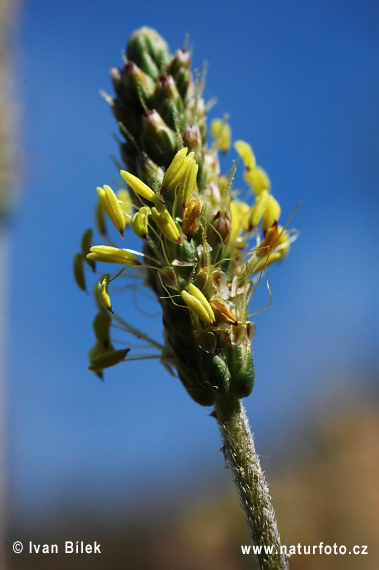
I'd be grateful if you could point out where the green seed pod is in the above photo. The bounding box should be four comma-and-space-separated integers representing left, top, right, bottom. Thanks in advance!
73, 253, 86, 291
89, 348, 130, 371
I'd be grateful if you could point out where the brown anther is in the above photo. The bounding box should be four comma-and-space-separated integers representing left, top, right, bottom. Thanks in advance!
209, 299, 238, 326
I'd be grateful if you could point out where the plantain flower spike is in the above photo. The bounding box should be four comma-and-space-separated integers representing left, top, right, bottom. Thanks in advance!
75, 26, 296, 403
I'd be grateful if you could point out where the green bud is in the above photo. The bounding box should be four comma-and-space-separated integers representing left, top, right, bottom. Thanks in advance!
167, 49, 191, 100
141, 110, 177, 167
127, 27, 171, 78
73, 253, 86, 291
136, 152, 164, 189
151, 75, 183, 129
121, 61, 155, 112
182, 124, 202, 154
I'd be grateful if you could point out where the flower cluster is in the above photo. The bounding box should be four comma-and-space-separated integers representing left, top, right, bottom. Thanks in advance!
74, 27, 295, 407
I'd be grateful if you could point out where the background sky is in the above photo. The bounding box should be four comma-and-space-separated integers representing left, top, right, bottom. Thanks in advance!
7, 0, 378, 534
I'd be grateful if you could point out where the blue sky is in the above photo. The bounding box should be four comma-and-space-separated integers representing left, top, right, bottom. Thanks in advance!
8, 0, 378, 525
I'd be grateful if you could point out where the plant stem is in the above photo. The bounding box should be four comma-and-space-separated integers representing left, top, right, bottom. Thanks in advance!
213, 398, 288, 570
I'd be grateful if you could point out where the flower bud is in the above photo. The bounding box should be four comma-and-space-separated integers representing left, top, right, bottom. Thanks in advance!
141, 110, 177, 166
182, 198, 203, 242
167, 49, 191, 99
87, 245, 142, 266
152, 75, 183, 129
228, 342, 255, 398
127, 27, 171, 79
131, 206, 150, 240
211, 210, 231, 244
97, 273, 113, 313
182, 124, 202, 154
120, 61, 155, 111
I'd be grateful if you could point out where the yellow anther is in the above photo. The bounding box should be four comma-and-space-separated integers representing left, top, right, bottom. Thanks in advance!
256, 222, 280, 258
177, 158, 198, 206
262, 194, 281, 231
87, 245, 142, 265
117, 188, 133, 219
230, 199, 250, 242
151, 205, 181, 243
244, 166, 271, 195
97, 273, 113, 313
211, 119, 231, 153
188, 283, 215, 322
250, 251, 282, 274
161, 149, 195, 194
182, 198, 203, 242
120, 170, 158, 203
96, 185, 126, 237
181, 287, 215, 325
73, 253, 86, 291
234, 140, 256, 170
88, 348, 130, 371
209, 298, 238, 325
92, 311, 112, 348
247, 190, 270, 229
131, 206, 150, 240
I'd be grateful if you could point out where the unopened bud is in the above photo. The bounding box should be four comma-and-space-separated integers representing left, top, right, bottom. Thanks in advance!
211, 210, 231, 243
182, 124, 202, 153
152, 75, 183, 129
121, 61, 155, 110
141, 110, 177, 167
167, 49, 191, 99
127, 27, 171, 78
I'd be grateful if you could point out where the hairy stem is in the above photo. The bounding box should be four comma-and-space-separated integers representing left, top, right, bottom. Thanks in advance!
213, 398, 288, 570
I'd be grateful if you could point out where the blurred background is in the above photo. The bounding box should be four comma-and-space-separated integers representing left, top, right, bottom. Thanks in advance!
1, 0, 378, 568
